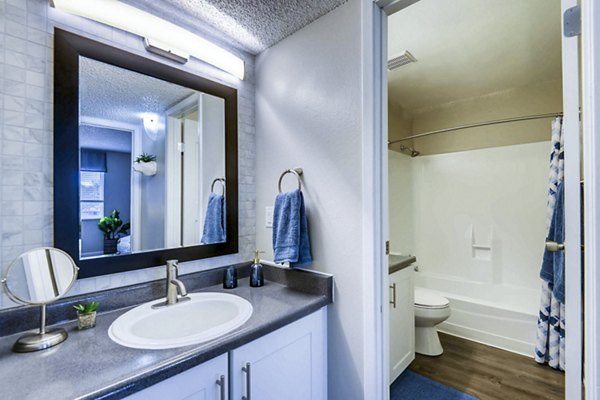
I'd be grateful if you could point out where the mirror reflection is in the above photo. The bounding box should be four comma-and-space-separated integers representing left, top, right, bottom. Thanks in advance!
3, 248, 78, 304
79, 56, 226, 259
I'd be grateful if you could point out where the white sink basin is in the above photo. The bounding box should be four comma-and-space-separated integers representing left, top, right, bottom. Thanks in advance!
108, 292, 253, 349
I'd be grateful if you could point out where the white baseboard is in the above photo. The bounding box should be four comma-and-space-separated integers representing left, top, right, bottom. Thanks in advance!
438, 321, 535, 357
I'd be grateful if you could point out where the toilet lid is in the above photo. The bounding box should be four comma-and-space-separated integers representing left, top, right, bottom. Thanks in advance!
414, 288, 449, 308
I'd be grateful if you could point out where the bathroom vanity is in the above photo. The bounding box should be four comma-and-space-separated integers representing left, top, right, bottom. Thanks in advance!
127, 310, 325, 400
0, 263, 332, 400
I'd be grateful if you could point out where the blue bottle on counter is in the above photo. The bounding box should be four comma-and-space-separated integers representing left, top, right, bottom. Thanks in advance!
250, 251, 264, 287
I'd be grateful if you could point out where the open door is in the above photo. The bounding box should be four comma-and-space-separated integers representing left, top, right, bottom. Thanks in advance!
561, 0, 583, 398
376, 1, 585, 398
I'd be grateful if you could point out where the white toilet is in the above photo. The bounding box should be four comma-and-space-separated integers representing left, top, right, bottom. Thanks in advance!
414, 288, 451, 356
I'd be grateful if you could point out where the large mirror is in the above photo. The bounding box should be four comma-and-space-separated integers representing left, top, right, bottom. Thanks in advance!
54, 29, 238, 278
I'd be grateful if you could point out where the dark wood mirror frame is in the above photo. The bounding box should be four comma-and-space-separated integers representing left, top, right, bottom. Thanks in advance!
53, 29, 238, 279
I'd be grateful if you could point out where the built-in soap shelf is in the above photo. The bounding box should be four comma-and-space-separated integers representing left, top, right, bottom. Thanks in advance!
469, 225, 493, 261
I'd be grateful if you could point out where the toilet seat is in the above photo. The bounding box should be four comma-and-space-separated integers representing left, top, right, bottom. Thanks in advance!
414, 288, 449, 309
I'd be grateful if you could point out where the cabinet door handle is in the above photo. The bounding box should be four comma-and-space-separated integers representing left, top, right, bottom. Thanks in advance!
242, 362, 251, 400
216, 374, 225, 400
389, 283, 397, 308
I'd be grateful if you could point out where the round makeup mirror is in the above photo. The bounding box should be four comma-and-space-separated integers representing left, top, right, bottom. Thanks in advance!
1, 247, 78, 352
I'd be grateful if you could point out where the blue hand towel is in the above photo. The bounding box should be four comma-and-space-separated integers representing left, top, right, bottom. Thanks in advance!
272, 189, 312, 267
201, 193, 226, 244
540, 182, 565, 303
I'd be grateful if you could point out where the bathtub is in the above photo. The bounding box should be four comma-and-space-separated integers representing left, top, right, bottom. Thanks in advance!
415, 272, 540, 357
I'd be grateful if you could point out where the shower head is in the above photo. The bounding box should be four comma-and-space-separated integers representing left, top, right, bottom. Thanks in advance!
398, 144, 420, 158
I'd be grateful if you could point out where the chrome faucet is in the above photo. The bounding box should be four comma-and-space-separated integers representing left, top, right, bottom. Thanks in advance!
152, 260, 190, 309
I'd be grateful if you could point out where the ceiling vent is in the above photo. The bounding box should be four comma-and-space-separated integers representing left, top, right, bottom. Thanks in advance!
387, 50, 417, 70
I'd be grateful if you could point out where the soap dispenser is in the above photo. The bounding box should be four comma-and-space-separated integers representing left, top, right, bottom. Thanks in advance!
250, 251, 265, 287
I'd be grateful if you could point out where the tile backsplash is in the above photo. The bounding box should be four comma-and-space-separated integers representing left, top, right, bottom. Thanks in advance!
0, 0, 256, 308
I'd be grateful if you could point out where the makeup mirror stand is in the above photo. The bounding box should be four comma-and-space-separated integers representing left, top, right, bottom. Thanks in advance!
11, 303, 68, 353
1, 247, 79, 353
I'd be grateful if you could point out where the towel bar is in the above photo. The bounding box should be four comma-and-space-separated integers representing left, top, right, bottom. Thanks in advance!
278, 168, 303, 193
211, 178, 226, 195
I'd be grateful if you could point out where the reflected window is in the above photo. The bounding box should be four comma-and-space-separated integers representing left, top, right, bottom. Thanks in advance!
80, 171, 104, 219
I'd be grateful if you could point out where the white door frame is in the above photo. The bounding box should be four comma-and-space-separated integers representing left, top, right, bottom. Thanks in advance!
582, 1, 600, 399
361, 1, 385, 398
369, 1, 598, 399
364, 1, 419, 399
561, 0, 582, 398
164, 94, 201, 247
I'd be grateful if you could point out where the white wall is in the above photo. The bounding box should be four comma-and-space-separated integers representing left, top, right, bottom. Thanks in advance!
390, 142, 549, 292
0, 0, 256, 308
388, 150, 413, 255
254, 1, 368, 398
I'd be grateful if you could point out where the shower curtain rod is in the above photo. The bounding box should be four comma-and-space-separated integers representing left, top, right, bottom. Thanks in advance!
388, 111, 564, 145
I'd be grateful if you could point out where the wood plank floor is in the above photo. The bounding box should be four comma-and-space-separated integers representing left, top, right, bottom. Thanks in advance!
408, 333, 565, 400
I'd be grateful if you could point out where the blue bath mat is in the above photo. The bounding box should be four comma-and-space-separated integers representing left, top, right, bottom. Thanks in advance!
390, 370, 479, 400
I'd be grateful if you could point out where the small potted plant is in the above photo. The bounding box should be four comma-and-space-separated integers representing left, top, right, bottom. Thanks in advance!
133, 152, 157, 176
74, 301, 99, 330
98, 209, 130, 254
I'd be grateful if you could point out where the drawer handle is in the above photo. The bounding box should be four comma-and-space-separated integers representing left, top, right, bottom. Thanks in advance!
216, 374, 225, 400
242, 362, 251, 400
390, 283, 397, 308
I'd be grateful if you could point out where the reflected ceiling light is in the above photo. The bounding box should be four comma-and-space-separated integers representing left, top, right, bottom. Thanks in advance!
50, 0, 245, 80
142, 114, 159, 140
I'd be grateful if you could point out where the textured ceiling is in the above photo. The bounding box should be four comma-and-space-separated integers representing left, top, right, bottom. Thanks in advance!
123, 0, 348, 54
80, 56, 197, 125
388, 0, 562, 113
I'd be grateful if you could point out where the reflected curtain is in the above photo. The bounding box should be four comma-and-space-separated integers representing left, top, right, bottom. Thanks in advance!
80, 149, 107, 172
534, 117, 565, 371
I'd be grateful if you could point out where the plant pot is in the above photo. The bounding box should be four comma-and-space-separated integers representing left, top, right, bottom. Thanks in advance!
133, 161, 157, 176
104, 238, 118, 254
77, 311, 96, 330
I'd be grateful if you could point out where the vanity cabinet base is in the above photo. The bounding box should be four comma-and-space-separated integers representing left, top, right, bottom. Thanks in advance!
124, 307, 327, 400
125, 353, 228, 400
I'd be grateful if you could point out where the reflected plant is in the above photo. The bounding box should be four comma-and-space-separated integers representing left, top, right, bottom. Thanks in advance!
135, 153, 157, 163
98, 209, 130, 240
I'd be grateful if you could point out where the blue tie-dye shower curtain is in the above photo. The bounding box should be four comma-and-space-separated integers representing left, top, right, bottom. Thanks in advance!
534, 117, 565, 371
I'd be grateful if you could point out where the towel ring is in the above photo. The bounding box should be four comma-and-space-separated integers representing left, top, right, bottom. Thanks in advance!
278, 168, 303, 193
211, 178, 226, 195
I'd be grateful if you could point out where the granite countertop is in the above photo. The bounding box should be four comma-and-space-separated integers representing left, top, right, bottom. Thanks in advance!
0, 264, 333, 400
389, 254, 417, 274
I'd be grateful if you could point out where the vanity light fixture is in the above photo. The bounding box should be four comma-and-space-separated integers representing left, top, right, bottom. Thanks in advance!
50, 0, 245, 79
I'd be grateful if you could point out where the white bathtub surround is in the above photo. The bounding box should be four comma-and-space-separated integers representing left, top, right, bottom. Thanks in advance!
389, 141, 550, 355
410, 142, 549, 289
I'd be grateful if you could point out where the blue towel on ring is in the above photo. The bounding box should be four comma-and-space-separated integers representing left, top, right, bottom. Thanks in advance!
272, 189, 312, 267
201, 193, 226, 244
540, 182, 565, 303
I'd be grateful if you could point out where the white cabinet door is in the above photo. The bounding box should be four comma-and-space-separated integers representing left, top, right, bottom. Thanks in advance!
125, 354, 228, 400
230, 308, 327, 400
389, 267, 414, 383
